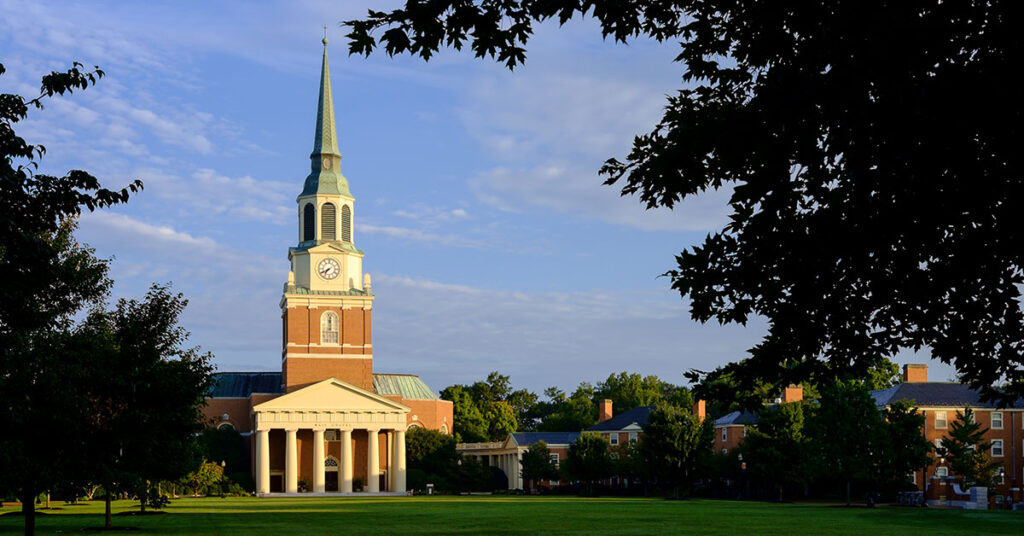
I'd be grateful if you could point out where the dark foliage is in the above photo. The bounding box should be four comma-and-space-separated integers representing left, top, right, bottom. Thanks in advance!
346, 1, 1024, 407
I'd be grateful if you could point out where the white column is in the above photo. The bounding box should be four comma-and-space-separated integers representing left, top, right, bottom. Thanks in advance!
394, 429, 407, 493
386, 430, 394, 492
367, 429, 380, 493
313, 429, 325, 493
256, 429, 270, 495
340, 429, 353, 493
285, 428, 298, 494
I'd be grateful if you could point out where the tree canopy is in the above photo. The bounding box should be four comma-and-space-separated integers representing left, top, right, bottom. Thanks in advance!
346, 1, 1024, 406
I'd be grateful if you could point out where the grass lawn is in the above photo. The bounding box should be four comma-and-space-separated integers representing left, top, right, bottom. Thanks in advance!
1, 496, 1022, 535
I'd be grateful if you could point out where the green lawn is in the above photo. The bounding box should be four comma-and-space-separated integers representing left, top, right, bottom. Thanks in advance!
1, 496, 1021, 535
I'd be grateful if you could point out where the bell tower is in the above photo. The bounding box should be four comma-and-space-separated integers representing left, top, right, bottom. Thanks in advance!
281, 38, 374, 393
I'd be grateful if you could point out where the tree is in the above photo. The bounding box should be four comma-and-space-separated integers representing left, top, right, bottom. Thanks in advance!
0, 61, 141, 536
77, 285, 214, 525
595, 372, 691, 413
536, 383, 597, 432
484, 401, 517, 441
180, 460, 225, 496
519, 441, 559, 492
806, 380, 886, 505
639, 403, 713, 497
879, 400, 932, 488
440, 384, 489, 442
441, 372, 540, 440
561, 433, 612, 495
346, 2, 1024, 406
940, 407, 1001, 488
741, 401, 808, 502
405, 427, 462, 490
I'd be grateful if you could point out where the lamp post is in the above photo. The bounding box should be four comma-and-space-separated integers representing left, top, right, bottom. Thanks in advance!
220, 460, 227, 498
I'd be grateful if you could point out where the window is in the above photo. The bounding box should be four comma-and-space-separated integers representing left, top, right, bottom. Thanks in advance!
549, 454, 560, 466
935, 467, 948, 478
933, 438, 944, 454
325, 430, 339, 441
908, 472, 916, 485
935, 411, 948, 429
742, 427, 746, 437
320, 311, 339, 344
992, 412, 1003, 429
628, 432, 638, 443
342, 205, 352, 242
321, 203, 337, 240
992, 439, 1004, 457
325, 457, 339, 469
722, 428, 728, 442
217, 423, 234, 431
303, 203, 316, 241
609, 434, 619, 446
994, 471, 1005, 485
722, 448, 728, 455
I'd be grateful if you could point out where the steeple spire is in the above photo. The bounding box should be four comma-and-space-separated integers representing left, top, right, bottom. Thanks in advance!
300, 36, 352, 198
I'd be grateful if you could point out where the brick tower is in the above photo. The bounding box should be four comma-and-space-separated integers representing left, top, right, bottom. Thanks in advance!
280, 39, 374, 393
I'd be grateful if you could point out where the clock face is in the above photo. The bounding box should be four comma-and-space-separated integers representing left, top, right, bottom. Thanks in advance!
317, 258, 340, 280
322, 156, 332, 170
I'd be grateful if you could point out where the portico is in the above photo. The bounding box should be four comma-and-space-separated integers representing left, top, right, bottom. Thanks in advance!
252, 377, 409, 496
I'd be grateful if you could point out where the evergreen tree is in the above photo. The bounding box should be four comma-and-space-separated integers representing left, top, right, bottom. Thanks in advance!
940, 407, 1001, 487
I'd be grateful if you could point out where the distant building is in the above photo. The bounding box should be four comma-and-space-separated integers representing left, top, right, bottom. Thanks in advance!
457, 400, 702, 491
202, 40, 452, 496
712, 365, 1024, 506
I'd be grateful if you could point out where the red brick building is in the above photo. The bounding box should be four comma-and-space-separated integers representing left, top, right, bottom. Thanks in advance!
202, 40, 452, 496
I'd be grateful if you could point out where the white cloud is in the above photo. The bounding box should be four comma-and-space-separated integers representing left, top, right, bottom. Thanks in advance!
472, 163, 732, 232
359, 223, 488, 249
370, 273, 765, 392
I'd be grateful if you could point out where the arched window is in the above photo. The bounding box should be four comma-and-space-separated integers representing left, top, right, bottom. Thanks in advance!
217, 423, 235, 431
341, 205, 352, 242
321, 203, 337, 240
325, 457, 339, 469
321, 311, 339, 344
303, 204, 315, 242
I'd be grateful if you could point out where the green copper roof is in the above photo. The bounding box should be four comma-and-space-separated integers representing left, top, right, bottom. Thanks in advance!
373, 374, 441, 400
300, 40, 352, 198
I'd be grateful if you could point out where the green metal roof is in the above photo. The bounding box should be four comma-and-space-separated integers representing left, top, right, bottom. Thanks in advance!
372, 374, 440, 400
283, 284, 372, 297
300, 40, 352, 198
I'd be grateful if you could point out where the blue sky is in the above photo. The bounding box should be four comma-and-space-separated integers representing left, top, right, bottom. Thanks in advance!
0, 0, 950, 394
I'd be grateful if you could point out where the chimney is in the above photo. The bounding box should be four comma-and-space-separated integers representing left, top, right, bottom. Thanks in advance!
903, 364, 927, 383
598, 399, 613, 423
692, 399, 706, 422
782, 384, 803, 403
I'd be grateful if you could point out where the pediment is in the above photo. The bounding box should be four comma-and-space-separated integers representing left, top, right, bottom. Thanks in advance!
622, 423, 643, 431
253, 377, 409, 413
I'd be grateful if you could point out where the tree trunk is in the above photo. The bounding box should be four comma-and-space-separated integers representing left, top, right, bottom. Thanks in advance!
140, 483, 147, 514
778, 483, 784, 503
845, 479, 851, 506
105, 494, 112, 529
20, 488, 35, 536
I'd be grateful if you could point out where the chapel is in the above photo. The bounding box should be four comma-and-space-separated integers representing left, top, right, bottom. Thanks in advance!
203, 39, 453, 496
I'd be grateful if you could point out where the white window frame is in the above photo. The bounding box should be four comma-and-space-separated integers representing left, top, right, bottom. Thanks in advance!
991, 439, 1004, 457
549, 453, 559, 466
935, 411, 948, 429
935, 466, 949, 478
909, 472, 916, 485
991, 411, 1003, 429
722, 428, 728, 442
320, 311, 339, 344
609, 433, 619, 446
994, 471, 1005, 485
628, 432, 638, 443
